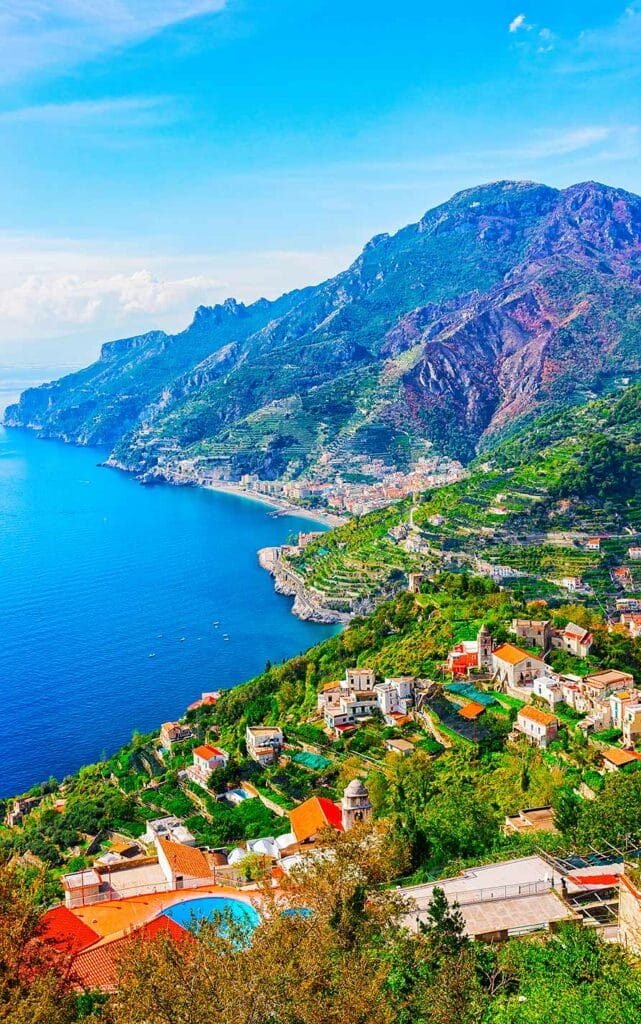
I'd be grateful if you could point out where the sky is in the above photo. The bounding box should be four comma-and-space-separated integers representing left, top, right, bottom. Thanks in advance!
0, 0, 640, 370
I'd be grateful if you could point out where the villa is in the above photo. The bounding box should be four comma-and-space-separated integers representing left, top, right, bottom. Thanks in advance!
159, 721, 192, 749
186, 744, 229, 789
515, 706, 559, 749
246, 725, 283, 766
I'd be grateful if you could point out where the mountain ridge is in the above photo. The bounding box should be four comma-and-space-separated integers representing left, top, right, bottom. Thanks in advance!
6, 179, 641, 475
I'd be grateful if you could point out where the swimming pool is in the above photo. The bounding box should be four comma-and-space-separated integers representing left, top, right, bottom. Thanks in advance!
162, 896, 260, 935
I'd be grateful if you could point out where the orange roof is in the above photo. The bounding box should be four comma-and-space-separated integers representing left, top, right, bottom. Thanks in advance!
289, 796, 344, 844
602, 747, 641, 767
193, 744, 224, 760
72, 915, 189, 991
157, 838, 213, 879
518, 705, 558, 726
493, 643, 540, 666
458, 701, 485, 720
39, 906, 100, 956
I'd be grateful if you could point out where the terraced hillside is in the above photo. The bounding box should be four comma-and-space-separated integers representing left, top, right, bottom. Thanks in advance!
282, 385, 641, 615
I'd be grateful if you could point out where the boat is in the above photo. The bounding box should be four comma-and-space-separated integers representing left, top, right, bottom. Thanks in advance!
179, 636, 186, 642
223, 634, 230, 641
148, 653, 156, 659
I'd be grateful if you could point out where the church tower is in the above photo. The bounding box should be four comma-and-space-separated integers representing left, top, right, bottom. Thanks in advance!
477, 624, 493, 671
341, 779, 372, 831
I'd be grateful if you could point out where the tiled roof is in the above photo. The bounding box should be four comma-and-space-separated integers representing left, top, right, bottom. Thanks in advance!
518, 705, 558, 726
39, 906, 100, 955
193, 744, 225, 760
493, 643, 539, 666
289, 796, 344, 843
602, 747, 641, 767
157, 838, 213, 879
72, 915, 188, 991
458, 700, 485, 720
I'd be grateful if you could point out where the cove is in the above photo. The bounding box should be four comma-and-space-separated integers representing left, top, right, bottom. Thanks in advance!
0, 426, 339, 797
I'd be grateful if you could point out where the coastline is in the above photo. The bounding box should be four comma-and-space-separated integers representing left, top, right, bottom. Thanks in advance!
198, 480, 346, 529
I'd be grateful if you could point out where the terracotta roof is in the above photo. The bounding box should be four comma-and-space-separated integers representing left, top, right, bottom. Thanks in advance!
586, 670, 633, 689
193, 744, 225, 760
518, 705, 558, 727
157, 838, 213, 879
458, 700, 485, 720
289, 796, 344, 843
39, 906, 100, 955
602, 747, 641, 767
72, 915, 188, 991
493, 643, 540, 666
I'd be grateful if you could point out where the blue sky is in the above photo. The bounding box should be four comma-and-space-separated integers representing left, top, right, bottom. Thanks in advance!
0, 0, 640, 367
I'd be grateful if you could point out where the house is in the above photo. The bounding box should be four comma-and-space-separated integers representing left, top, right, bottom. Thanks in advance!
385, 738, 415, 757
408, 572, 425, 593
512, 618, 552, 651
583, 669, 634, 700
245, 726, 283, 766
288, 781, 372, 843
504, 806, 557, 835
601, 748, 641, 772
141, 816, 196, 847
532, 674, 563, 708
515, 706, 559, 749
620, 613, 641, 639
374, 677, 414, 719
492, 643, 548, 688
585, 537, 604, 552
447, 640, 478, 676
288, 796, 345, 845
186, 744, 229, 789
342, 667, 376, 692
155, 837, 214, 888
562, 576, 584, 592
552, 622, 593, 659
5, 795, 40, 827
629, 546, 641, 561
61, 869, 102, 909
159, 721, 191, 749
316, 682, 341, 710
623, 702, 641, 746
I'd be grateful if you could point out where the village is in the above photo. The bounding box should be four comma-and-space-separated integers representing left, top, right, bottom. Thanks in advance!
13, 571, 641, 990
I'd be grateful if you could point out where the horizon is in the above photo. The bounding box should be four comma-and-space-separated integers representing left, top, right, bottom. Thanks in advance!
2, 1, 641, 367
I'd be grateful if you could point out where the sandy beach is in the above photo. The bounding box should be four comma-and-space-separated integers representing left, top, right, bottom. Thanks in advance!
201, 480, 346, 529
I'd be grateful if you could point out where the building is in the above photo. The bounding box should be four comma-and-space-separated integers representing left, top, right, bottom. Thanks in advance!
602, 747, 641, 772
504, 806, 557, 835
515, 706, 559, 748
477, 624, 494, 671
288, 796, 345, 845
512, 618, 552, 651
583, 669, 634, 701
562, 576, 584, 592
492, 643, 548, 688
62, 869, 102, 909
408, 572, 425, 593
141, 816, 196, 847
629, 546, 641, 560
553, 622, 593, 659
245, 726, 283, 766
342, 667, 376, 692
5, 795, 40, 827
620, 613, 641, 638
447, 640, 478, 676
374, 677, 414, 719
155, 838, 214, 888
623, 702, 641, 747
341, 779, 372, 830
532, 675, 563, 708
385, 738, 415, 757
186, 744, 229, 789
159, 721, 191, 749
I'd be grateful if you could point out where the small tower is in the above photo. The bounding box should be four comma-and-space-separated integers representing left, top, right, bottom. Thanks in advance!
341, 779, 372, 831
477, 624, 493, 671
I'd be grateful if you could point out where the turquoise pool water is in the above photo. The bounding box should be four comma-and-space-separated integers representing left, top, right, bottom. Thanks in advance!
162, 896, 260, 934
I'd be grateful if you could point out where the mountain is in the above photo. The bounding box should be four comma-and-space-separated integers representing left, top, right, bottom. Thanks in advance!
6, 180, 641, 476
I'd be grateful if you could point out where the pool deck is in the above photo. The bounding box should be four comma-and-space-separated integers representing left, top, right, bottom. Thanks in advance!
73, 884, 261, 946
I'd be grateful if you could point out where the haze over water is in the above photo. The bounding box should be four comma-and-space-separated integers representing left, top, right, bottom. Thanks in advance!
0, 425, 338, 796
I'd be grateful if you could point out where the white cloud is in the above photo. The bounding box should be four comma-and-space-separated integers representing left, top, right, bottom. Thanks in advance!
509, 14, 528, 33
0, 95, 174, 128
0, 1, 228, 81
0, 234, 356, 362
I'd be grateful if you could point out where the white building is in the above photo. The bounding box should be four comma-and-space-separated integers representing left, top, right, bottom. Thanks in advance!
532, 675, 563, 708
141, 816, 196, 847
342, 667, 376, 692
492, 643, 548, 689
245, 726, 283, 766
186, 744, 229, 789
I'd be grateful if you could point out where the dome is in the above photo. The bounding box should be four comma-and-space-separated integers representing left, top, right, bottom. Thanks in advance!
344, 778, 368, 798
228, 846, 249, 865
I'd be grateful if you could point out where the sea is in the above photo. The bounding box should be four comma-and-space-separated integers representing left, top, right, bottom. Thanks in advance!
0, 403, 339, 797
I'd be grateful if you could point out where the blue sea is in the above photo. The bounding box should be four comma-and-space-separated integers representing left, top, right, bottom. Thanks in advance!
0, 424, 338, 796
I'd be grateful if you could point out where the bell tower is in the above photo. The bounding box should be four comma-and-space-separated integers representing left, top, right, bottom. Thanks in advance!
341, 779, 372, 831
